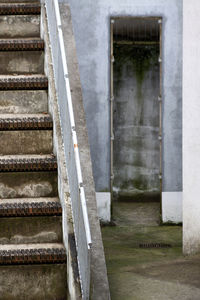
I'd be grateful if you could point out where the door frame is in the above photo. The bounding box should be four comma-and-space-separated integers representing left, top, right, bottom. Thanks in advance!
110, 16, 163, 205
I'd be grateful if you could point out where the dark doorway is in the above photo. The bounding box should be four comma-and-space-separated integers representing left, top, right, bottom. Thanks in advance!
110, 17, 162, 202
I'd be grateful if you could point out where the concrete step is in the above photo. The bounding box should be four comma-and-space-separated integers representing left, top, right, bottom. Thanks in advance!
0, 39, 44, 74
0, 130, 52, 154
0, 75, 48, 90
0, 3, 40, 39
0, 0, 39, 2
0, 154, 57, 172
0, 215, 62, 244
0, 38, 44, 51
0, 15, 40, 38
0, 171, 58, 199
0, 3, 40, 15
0, 90, 48, 114
0, 114, 53, 155
0, 114, 52, 130
0, 51, 44, 74
0, 264, 68, 299
0, 155, 58, 199
0, 197, 61, 217
0, 243, 66, 264
0, 197, 62, 244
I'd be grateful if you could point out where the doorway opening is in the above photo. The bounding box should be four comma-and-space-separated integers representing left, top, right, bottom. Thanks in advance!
110, 17, 162, 203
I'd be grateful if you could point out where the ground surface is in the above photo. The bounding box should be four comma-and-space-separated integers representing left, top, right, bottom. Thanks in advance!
102, 202, 200, 300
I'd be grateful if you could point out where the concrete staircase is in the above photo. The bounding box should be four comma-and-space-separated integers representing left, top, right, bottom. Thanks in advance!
0, 2, 68, 299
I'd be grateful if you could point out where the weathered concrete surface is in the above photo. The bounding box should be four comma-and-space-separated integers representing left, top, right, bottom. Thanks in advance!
102, 202, 200, 300
0, 51, 44, 74
112, 201, 160, 226
0, 130, 52, 154
0, 264, 68, 300
0, 171, 58, 198
0, 90, 48, 114
60, 4, 110, 299
0, 215, 62, 244
183, 0, 200, 255
113, 44, 160, 200
0, 15, 40, 38
67, 0, 182, 197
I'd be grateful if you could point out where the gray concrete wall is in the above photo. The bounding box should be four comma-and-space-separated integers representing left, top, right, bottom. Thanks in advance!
66, 0, 182, 196
113, 43, 160, 200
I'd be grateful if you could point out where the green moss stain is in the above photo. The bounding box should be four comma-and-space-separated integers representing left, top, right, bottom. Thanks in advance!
99, 188, 110, 193
102, 202, 183, 300
113, 44, 160, 198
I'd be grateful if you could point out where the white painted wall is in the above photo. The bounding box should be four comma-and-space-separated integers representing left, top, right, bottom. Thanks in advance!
162, 192, 182, 223
96, 192, 111, 223
183, 0, 200, 255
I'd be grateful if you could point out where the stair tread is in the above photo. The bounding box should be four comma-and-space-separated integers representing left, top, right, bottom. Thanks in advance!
0, 75, 48, 90
0, 74, 46, 78
0, 243, 66, 265
0, 114, 52, 130
0, 3, 40, 15
0, 243, 65, 250
0, 197, 61, 217
0, 197, 60, 204
0, 154, 55, 159
0, 38, 42, 40
0, 113, 51, 118
0, 38, 44, 51
0, 155, 57, 172
0, 197, 59, 204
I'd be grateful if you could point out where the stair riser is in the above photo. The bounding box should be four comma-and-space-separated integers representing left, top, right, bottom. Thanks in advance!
0, 172, 58, 199
0, 90, 48, 114
0, 15, 40, 38
0, 130, 52, 155
0, 264, 67, 300
0, 216, 62, 244
0, 51, 44, 74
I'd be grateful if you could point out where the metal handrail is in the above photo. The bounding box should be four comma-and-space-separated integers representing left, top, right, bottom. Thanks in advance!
45, 1, 92, 298
53, 0, 92, 248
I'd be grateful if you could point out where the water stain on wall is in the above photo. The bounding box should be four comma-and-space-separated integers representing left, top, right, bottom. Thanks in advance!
113, 44, 160, 201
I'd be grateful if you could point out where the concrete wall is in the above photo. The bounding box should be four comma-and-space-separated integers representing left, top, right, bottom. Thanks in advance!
113, 43, 160, 200
59, 4, 111, 298
66, 0, 182, 222
183, 0, 200, 254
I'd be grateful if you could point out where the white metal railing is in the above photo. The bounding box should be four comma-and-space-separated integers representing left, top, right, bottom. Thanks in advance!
45, 1, 92, 299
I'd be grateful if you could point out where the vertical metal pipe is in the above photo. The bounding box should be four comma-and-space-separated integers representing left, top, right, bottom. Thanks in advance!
110, 19, 114, 200
159, 18, 163, 210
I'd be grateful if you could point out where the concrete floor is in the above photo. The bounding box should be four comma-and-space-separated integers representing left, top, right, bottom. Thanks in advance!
102, 202, 200, 300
